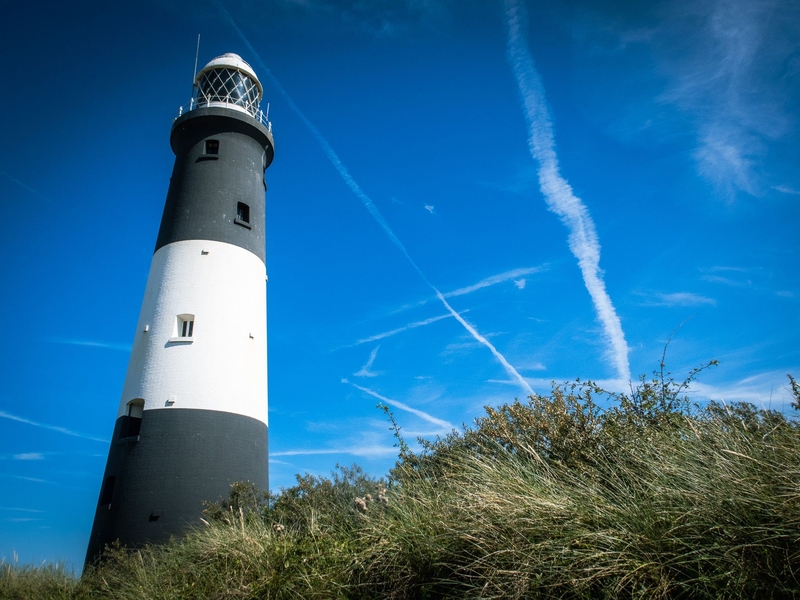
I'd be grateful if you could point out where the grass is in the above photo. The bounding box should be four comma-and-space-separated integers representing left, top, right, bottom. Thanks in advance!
3, 369, 799, 599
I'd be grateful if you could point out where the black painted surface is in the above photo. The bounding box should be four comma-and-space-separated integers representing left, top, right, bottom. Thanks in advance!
155, 107, 274, 264
86, 409, 268, 565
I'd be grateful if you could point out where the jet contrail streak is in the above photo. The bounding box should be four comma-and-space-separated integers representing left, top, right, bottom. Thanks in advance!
349, 382, 453, 432
0, 410, 108, 443
504, 0, 631, 382
220, 5, 534, 395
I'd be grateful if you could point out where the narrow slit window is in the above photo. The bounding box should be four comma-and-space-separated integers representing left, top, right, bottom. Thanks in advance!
205, 140, 219, 155
99, 476, 116, 506
236, 202, 250, 224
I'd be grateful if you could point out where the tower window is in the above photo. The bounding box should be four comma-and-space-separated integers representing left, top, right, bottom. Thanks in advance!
174, 314, 195, 340
236, 202, 250, 224
120, 398, 144, 438
126, 398, 145, 419
99, 476, 116, 507
181, 318, 194, 337
205, 140, 219, 155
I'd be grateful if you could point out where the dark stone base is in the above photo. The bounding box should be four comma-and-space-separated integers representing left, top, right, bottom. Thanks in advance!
85, 408, 268, 565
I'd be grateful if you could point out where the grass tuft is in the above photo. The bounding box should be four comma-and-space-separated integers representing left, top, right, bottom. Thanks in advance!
4, 368, 799, 598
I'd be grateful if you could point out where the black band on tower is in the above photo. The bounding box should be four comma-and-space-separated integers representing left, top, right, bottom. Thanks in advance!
155, 107, 275, 264
85, 408, 268, 564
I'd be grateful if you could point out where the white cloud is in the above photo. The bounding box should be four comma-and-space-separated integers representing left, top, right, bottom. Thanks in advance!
0, 410, 108, 444
424, 204, 435, 213
505, 0, 631, 382
657, 0, 799, 199
0, 171, 52, 203
271, 445, 398, 458
774, 185, 800, 195
514, 278, 526, 289
701, 274, 752, 287
46, 338, 132, 352
690, 371, 799, 413
274, 0, 452, 37
354, 346, 381, 377
349, 382, 454, 433
518, 360, 546, 371
13, 453, 45, 461
386, 265, 546, 316
640, 292, 717, 307
225, 6, 534, 396
445, 266, 545, 297
353, 313, 454, 345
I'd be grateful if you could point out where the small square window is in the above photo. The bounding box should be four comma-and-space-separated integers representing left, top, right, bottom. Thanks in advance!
236, 202, 250, 224
205, 140, 219, 155
173, 314, 195, 340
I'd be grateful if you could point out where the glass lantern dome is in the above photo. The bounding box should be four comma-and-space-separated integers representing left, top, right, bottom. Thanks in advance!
193, 53, 263, 118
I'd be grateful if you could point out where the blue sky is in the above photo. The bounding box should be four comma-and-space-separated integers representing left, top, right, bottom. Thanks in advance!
1, 0, 798, 572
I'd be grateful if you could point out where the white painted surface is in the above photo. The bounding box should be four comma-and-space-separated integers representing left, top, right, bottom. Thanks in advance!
118, 239, 268, 424
196, 53, 262, 96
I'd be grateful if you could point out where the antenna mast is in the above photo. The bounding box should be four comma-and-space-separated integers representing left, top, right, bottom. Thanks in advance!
192, 34, 201, 88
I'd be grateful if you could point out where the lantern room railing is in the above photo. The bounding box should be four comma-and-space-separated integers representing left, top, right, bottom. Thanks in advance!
176, 98, 272, 132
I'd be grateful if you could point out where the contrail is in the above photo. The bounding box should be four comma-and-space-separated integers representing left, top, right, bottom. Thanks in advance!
444, 265, 546, 298
0, 410, 108, 443
353, 313, 454, 346
220, 5, 534, 395
46, 337, 132, 352
349, 382, 454, 433
0, 171, 52, 204
504, 0, 631, 382
272, 445, 398, 458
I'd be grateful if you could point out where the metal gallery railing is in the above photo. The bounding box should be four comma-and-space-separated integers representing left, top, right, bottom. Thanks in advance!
176, 98, 272, 133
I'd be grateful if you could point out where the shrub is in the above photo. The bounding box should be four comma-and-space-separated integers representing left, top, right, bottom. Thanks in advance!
7, 369, 800, 599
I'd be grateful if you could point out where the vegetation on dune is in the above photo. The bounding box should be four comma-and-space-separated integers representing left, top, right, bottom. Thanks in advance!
3, 367, 800, 599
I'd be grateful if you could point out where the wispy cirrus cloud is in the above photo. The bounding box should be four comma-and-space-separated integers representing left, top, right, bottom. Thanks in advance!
598, 0, 800, 200
13, 453, 45, 461
354, 346, 381, 377
688, 371, 799, 414
444, 266, 545, 298
353, 313, 454, 346
774, 185, 800, 195
0, 410, 108, 443
701, 274, 752, 287
0, 171, 52, 203
0, 472, 95, 492
505, 0, 631, 382
271, 445, 398, 458
386, 264, 546, 316
221, 6, 534, 395
570, 0, 798, 199
46, 338, 132, 352
275, 0, 451, 37
639, 291, 717, 307
664, 0, 799, 200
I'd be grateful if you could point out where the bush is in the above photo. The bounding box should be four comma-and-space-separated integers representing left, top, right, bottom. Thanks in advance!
7, 369, 800, 599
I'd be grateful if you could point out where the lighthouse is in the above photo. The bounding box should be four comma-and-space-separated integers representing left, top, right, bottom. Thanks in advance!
86, 53, 274, 564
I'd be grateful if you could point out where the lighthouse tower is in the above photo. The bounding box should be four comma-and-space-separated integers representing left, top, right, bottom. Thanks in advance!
86, 53, 274, 564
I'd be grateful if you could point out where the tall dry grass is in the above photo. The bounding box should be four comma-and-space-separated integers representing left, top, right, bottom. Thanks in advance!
3, 371, 799, 599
